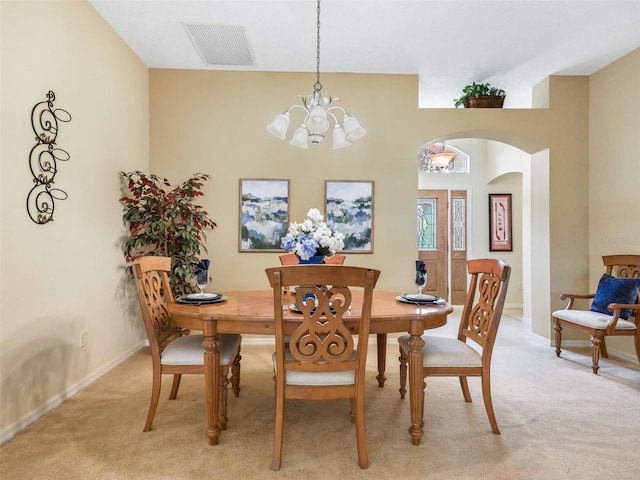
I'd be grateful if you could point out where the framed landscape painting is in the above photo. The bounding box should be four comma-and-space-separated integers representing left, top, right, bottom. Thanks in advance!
489, 193, 512, 251
325, 180, 374, 253
239, 179, 289, 252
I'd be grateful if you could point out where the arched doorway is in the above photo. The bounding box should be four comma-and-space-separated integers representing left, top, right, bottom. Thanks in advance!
416, 137, 546, 323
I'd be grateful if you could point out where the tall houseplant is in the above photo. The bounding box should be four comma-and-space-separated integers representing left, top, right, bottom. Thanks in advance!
119, 171, 217, 295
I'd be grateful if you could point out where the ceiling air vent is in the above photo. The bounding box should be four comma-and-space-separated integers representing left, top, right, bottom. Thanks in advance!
183, 23, 254, 66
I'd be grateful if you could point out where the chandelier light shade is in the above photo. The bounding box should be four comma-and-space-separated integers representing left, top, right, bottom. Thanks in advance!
418, 142, 457, 173
266, 112, 290, 139
430, 152, 457, 168
266, 0, 365, 149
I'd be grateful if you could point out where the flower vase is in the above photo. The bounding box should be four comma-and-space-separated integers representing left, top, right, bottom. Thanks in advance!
297, 255, 325, 264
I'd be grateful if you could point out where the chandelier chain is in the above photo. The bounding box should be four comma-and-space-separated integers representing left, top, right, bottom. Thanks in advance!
314, 0, 322, 93
266, 0, 365, 148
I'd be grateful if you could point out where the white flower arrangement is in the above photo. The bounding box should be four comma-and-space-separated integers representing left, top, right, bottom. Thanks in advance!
280, 208, 345, 260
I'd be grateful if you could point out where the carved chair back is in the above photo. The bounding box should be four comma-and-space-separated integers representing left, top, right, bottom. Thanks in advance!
132, 256, 182, 357
458, 258, 511, 356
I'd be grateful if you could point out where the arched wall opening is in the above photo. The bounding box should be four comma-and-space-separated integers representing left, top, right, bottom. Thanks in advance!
417, 133, 550, 334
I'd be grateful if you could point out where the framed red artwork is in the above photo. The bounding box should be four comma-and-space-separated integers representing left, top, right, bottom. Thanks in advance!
489, 194, 512, 252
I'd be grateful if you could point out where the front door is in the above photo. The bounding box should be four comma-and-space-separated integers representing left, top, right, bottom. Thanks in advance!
417, 189, 468, 303
449, 190, 468, 304
417, 190, 448, 298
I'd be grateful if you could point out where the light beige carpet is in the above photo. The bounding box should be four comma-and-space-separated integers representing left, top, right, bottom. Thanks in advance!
1, 309, 639, 480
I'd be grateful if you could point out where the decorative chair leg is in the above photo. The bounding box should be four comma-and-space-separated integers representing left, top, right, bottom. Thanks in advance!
169, 374, 181, 400
481, 373, 499, 434
354, 395, 369, 469
553, 320, 562, 357
350, 397, 356, 423
590, 336, 602, 375
231, 350, 241, 397
459, 376, 472, 402
420, 379, 426, 428
144, 370, 162, 432
600, 337, 609, 359
398, 347, 407, 399
218, 369, 230, 430
271, 388, 285, 471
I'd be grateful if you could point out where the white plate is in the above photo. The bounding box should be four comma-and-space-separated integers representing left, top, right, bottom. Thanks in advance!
176, 294, 227, 305
402, 293, 439, 302
396, 295, 444, 305
183, 293, 220, 301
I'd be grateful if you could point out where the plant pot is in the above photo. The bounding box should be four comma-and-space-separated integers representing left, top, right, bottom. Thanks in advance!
297, 255, 325, 264
464, 96, 505, 108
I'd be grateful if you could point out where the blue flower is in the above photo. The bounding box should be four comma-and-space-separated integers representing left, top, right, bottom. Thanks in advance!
280, 208, 345, 260
280, 236, 295, 252
301, 238, 319, 258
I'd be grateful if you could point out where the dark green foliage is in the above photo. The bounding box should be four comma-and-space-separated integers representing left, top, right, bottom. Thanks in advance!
119, 171, 217, 296
453, 82, 506, 107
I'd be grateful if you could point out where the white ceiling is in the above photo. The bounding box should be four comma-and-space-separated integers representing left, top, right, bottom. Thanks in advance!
88, 0, 640, 107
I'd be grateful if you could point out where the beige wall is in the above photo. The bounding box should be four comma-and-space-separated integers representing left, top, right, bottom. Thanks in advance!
588, 48, 640, 359
149, 70, 428, 292
0, 1, 148, 438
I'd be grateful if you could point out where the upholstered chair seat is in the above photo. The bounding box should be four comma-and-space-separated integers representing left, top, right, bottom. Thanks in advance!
552, 310, 636, 331
163, 333, 242, 365
398, 335, 483, 368
272, 350, 357, 385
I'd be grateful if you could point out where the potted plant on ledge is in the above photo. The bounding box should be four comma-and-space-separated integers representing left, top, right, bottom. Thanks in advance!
454, 82, 506, 108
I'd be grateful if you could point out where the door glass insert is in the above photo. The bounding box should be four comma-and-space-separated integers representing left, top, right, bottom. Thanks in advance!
452, 197, 466, 251
417, 197, 437, 251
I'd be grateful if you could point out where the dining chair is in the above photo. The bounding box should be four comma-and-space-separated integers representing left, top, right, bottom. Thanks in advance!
398, 258, 511, 434
323, 254, 346, 264
552, 254, 640, 374
278, 253, 300, 265
278, 253, 346, 265
132, 256, 242, 432
265, 265, 381, 470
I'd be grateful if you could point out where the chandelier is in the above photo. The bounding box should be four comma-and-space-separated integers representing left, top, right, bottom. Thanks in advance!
418, 142, 457, 173
266, 0, 365, 149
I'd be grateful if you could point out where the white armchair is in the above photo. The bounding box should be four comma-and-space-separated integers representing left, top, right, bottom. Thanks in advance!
552, 254, 640, 374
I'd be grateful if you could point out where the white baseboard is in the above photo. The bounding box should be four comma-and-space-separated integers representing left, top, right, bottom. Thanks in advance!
529, 331, 552, 345
608, 350, 640, 364
548, 339, 639, 364
0, 342, 145, 445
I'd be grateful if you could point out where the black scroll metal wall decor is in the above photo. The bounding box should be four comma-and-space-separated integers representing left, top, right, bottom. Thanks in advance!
27, 90, 72, 224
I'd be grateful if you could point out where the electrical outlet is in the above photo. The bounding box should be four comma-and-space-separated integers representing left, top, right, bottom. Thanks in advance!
80, 330, 87, 348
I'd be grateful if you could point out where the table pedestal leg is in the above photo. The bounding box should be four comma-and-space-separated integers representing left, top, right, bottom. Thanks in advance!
202, 330, 221, 445
407, 333, 425, 445
376, 333, 387, 387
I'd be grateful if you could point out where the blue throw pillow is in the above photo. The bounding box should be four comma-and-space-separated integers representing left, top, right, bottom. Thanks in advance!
590, 274, 640, 319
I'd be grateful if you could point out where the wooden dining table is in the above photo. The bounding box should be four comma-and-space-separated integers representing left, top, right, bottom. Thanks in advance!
167, 289, 452, 446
